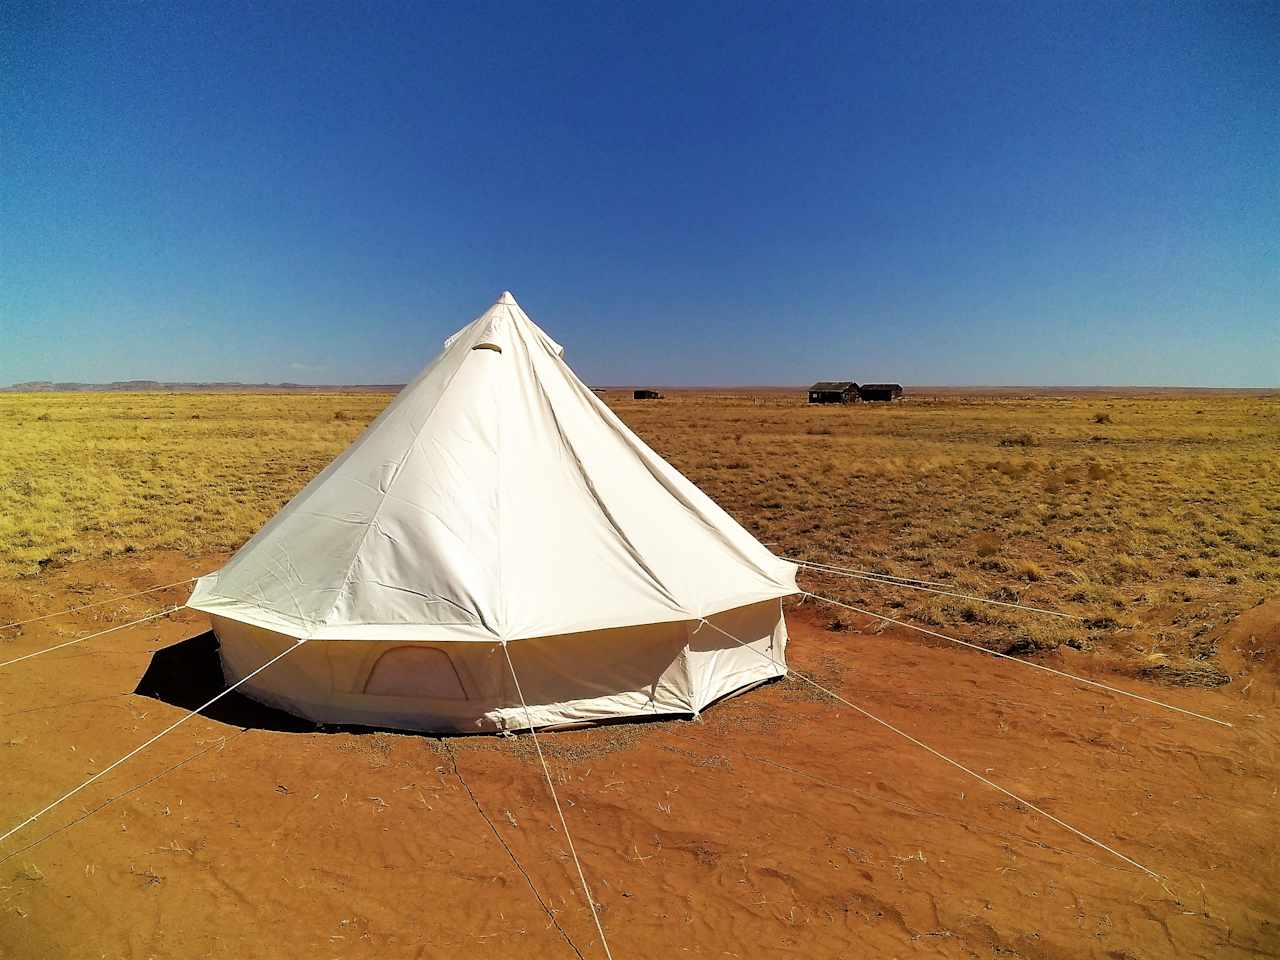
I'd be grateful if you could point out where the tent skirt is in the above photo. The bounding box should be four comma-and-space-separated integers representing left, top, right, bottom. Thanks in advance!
211, 599, 788, 733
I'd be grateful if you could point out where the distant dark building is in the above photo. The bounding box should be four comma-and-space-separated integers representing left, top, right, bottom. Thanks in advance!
633, 389, 664, 400
859, 383, 903, 402
808, 381, 859, 404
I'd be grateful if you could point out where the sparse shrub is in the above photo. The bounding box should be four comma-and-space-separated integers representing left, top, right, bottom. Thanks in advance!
906, 599, 947, 626
1014, 560, 1045, 581
1091, 412, 1112, 424
1057, 538, 1089, 561
994, 459, 1035, 479
973, 532, 1001, 557
1136, 658, 1230, 687
333, 410, 349, 420
1109, 554, 1152, 583
990, 585, 1020, 604
998, 433, 1037, 447
1061, 465, 1087, 484
1001, 633, 1043, 655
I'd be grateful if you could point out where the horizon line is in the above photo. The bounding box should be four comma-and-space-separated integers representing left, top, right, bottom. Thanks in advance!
2, 380, 1274, 394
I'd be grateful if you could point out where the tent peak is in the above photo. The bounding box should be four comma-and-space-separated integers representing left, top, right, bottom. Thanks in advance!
496, 290, 517, 306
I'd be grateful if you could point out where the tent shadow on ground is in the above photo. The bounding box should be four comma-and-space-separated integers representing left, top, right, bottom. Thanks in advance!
134, 631, 320, 734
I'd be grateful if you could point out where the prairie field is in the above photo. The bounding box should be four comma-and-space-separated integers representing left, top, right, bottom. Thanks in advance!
1, 388, 1275, 675
2, 387, 1279, 959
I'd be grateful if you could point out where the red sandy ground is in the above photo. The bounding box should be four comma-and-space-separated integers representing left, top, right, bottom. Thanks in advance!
0, 553, 1276, 959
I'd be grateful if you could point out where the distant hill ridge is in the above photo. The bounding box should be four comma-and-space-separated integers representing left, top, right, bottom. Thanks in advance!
2, 380, 407, 393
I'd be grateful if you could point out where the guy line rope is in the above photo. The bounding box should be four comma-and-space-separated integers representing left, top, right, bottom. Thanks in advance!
789, 557, 1082, 621
502, 641, 615, 960
800, 590, 1232, 728
779, 557, 952, 589
0, 639, 307, 847
694, 616, 1165, 882
0, 574, 209, 631
2, 627, 605, 960
442, 740, 588, 960
0, 606, 184, 669
1, 571, 610, 955
0, 728, 251, 868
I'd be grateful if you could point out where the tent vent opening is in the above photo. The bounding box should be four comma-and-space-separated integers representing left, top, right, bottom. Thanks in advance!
473, 342, 502, 353
364, 646, 468, 699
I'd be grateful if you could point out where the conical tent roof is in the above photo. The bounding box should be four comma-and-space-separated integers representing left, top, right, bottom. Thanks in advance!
188, 292, 797, 642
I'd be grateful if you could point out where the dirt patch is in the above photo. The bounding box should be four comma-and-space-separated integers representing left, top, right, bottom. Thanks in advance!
0, 557, 1277, 958
1218, 599, 1280, 677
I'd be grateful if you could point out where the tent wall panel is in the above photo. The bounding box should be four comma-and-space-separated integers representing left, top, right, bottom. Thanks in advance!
212, 600, 785, 733
687, 600, 788, 710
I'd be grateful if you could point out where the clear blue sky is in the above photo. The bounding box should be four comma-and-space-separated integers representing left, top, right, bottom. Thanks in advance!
2, 2, 1276, 387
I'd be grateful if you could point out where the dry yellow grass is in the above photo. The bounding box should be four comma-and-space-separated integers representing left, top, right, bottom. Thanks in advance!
1, 388, 1276, 668
0, 393, 385, 576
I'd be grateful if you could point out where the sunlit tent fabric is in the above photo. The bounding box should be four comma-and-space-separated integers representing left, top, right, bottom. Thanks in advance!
187, 292, 798, 731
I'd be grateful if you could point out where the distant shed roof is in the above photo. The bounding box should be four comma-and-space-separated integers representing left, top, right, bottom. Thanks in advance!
809, 381, 857, 392
860, 383, 902, 391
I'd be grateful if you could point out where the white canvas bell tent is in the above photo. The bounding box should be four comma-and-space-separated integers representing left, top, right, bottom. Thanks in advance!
187, 292, 798, 732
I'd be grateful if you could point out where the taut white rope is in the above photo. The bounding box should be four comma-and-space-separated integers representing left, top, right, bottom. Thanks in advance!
0, 575, 207, 630
779, 556, 951, 588
0, 606, 183, 669
696, 616, 1164, 882
442, 741, 587, 960
0, 729, 250, 868
0, 639, 306, 847
794, 560, 1082, 621
501, 642, 615, 960
803, 591, 1232, 728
